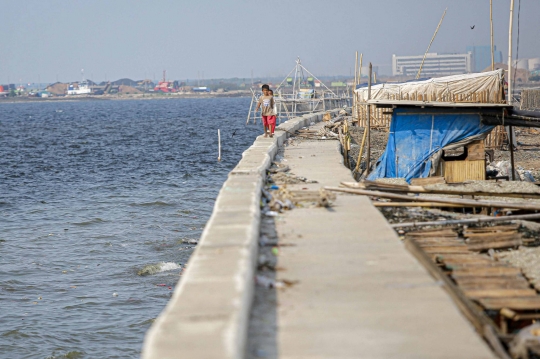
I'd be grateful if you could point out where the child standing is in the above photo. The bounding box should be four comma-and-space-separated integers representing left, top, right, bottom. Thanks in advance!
255, 84, 276, 138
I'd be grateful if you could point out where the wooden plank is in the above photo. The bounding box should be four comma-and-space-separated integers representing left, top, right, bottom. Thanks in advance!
458, 282, 531, 290
437, 254, 493, 264
420, 243, 467, 249
423, 247, 471, 254
451, 267, 522, 276
463, 288, 537, 299
405, 229, 457, 237
478, 297, 540, 310
466, 232, 520, 241
444, 262, 512, 270
466, 140, 485, 161
403, 238, 501, 335
467, 239, 522, 251
464, 225, 520, 234
410, 177, 446, 186
414, 239, 465, 246
454, 275, 528, 284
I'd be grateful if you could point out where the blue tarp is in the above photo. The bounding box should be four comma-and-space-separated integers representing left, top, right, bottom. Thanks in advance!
367, 108, 495, 183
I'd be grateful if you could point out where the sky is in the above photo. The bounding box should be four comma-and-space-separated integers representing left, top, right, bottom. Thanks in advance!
0, 0, 539, 84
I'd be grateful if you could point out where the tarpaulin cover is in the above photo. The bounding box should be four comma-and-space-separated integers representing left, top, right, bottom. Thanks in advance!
355, 69, 504, 103
367, 108, 494, 183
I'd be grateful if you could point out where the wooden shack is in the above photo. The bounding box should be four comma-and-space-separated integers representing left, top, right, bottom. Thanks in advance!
365, 101, 512, 184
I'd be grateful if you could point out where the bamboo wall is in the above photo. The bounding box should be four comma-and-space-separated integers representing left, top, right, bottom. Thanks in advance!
520, 89, 540, 110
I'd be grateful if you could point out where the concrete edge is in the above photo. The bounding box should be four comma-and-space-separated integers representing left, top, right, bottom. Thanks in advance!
141, 109, 341, 359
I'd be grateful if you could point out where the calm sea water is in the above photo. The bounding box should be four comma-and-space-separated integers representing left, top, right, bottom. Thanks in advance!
0, 97, 260, 358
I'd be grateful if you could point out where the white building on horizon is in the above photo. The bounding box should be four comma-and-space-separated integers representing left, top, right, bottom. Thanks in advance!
392, 52, 472, 77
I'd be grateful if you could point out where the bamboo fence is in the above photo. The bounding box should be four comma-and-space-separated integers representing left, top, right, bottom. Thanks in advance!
520, 89, 540, 110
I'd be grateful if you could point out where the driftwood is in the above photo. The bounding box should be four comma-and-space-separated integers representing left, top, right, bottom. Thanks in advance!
325, 186, 540, 211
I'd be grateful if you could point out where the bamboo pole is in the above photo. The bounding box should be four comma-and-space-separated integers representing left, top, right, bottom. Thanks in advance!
342, 181, 540, 199
508, 0, 515, 105
391, 212, 540, 229
490, 0, 495, 71
357, 53, 363, 127
373, 202, 464, 208
218, 129, 221, 162
416, 8, 447, 79
325, 186, 540, 211
366, 63, 372, 176
353, 127, 368, 174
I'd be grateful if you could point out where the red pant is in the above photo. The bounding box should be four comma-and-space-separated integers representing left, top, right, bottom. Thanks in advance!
262, 115, 276, 133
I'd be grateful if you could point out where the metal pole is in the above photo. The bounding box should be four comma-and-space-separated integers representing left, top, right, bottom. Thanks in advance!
416, 8, 447, 79
508, 0, 515, 105
490, 0, 495, 71
366, 63, 372, 176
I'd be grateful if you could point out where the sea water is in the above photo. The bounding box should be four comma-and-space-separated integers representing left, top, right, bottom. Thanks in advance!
0, 97, 259, 358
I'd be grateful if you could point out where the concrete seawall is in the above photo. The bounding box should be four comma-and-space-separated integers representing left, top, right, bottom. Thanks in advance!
142, 110, 338, 359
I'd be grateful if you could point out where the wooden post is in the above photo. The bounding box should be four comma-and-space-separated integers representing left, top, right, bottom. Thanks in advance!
218, 129, 222, 162
366, 63, 373, 176
509, 125, 515, 180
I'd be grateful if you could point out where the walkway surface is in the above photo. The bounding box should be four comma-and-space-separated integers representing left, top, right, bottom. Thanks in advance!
250, 122, 495, 358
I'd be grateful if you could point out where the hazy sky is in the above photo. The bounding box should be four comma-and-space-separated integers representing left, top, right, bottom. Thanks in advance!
1, 0, 539, 84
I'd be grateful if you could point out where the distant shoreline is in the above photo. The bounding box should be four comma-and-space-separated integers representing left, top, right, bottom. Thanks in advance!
0, 91, 251, 104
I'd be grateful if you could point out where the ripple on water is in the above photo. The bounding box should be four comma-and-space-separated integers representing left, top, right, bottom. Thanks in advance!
0, 97, 259, 357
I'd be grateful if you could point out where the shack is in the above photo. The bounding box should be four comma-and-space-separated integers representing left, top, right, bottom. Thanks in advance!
364, 101, 511, 183
353, 70, 521, 183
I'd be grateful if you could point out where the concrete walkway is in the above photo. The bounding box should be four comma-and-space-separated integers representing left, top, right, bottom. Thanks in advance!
256, 123, 495, 358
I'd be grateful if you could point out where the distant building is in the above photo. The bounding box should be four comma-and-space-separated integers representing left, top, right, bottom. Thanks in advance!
466, 45, 503, 72
512, 57, 540, 71
392, 53, 472, 77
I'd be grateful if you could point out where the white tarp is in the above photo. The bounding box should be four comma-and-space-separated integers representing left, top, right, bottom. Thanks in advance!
355, 69, 504, 103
